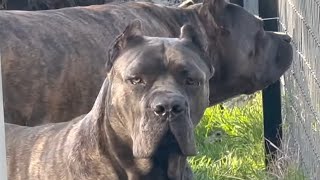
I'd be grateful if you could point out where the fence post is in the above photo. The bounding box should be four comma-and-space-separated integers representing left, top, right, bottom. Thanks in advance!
0, 53, 8, 180
231, 0, 282, 166
258, 0, 282, 166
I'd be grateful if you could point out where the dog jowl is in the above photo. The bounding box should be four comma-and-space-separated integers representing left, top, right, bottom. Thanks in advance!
5, 20, 214, 180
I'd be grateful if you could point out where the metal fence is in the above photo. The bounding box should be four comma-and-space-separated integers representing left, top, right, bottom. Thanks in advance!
278, 0, 320, 179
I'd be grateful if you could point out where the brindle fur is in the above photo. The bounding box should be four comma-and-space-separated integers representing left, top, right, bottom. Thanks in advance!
6, 21, 213, 180
0, 0, 292, 126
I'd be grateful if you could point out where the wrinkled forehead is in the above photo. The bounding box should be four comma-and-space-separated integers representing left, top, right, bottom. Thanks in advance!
114, 37, 208, 77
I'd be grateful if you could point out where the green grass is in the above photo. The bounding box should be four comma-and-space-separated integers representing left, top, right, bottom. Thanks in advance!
189, 93, 306, 180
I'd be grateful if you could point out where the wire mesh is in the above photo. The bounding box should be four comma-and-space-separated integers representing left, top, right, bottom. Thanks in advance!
278, 0, 320, 179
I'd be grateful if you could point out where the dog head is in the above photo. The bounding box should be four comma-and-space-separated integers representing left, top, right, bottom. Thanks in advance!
106, 20, 214, 158
198, 0, 293, 104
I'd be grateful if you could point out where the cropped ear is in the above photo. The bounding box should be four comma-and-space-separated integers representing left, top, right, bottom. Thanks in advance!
180, 24, 215, 78
106, 19, 143, 72
179, 24, 203, 51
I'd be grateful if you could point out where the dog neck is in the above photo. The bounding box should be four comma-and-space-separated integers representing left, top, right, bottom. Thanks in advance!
64, 79, 125, 179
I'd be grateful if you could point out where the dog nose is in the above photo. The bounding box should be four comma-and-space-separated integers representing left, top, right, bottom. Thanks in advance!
275, 32, 291, 43
152, 95, 187, 117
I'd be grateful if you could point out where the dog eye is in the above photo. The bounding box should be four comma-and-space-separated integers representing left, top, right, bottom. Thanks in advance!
128, 77, 144, 85
185, 77, 200, 86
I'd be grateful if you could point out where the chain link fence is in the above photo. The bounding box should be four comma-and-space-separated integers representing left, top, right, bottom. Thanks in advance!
279, 0, 320, 179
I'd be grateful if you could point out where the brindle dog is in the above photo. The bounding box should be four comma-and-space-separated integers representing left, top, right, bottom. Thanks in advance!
0, 0, 292, 125
5, 21, 214, 180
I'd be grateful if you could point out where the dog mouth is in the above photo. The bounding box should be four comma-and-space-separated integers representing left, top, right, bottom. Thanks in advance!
157, 131, 183, 154
132, 114, 197, 158
275, 45, 293, 71
166, 116, 197, 156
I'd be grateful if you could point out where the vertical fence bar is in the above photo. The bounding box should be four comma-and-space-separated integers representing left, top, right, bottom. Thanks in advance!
0, 53, 8, 180
258, 0, 282, 166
